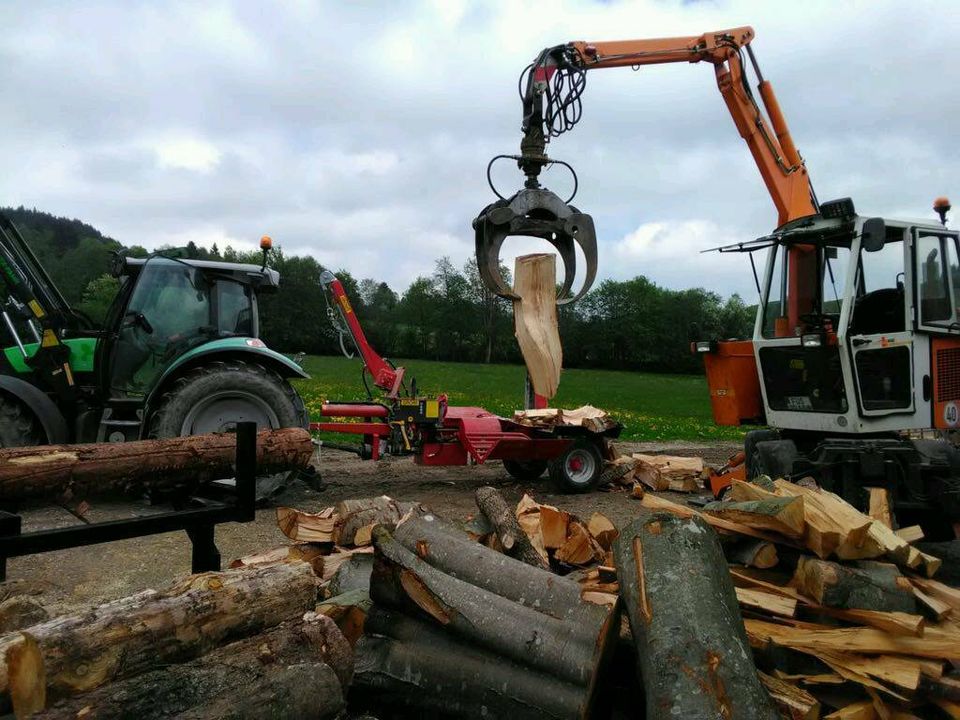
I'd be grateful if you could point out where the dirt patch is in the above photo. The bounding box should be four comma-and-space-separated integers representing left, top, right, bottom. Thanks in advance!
9, 440, 738, 612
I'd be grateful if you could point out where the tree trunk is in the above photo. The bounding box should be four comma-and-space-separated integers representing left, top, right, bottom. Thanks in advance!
34, 615, 349, 720
512, 254, 562, 399
0, 429, 313, 501
0, 561, 318, 700
791, 557, 916, 613
474, 486, 549, 569
614, 509, 779, 720
354, 607, 590, 720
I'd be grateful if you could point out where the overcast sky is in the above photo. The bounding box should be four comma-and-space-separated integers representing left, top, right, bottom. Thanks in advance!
0, 1, 957, 301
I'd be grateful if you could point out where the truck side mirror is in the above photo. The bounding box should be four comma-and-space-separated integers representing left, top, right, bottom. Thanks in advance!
862, 217, 886, 252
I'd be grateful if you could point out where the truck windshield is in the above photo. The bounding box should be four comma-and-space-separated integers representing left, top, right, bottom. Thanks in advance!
762, 240, 852, 338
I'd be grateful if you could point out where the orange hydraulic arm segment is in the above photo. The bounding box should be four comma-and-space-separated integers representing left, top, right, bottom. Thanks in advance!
566, 27, 816, 226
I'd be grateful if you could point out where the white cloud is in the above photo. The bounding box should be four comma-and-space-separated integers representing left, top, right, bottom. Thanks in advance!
154, 135, 222, 173
0, 0, 955, 297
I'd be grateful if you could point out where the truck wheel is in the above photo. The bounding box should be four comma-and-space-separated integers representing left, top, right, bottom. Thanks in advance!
744, 429, 780, 481
0, 395, 42, 448
549, 438, 603, 494
754, 439, 799, 481
149, 360, 309, 502
503, 459, 548, 481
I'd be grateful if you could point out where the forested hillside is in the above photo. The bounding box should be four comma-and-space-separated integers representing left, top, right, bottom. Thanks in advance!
2, 207, 753, 373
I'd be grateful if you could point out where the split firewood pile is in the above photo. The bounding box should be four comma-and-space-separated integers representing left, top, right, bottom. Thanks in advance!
633, 476, 960, 718
603, 447, 706, 493
5, 481, 960, 719
513, 404, 619, 433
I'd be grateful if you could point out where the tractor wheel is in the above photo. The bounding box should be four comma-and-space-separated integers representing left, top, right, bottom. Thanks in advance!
503, 459, 548, 481
0, 394, 42, 448
149, 360, 309, 503
548, 438, 603, 494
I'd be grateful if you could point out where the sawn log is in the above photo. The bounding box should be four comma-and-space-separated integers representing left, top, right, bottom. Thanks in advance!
614, 509, 778, 720
0, 428, 313, 501
33, 614, 350, 720
0, 561, 318, 701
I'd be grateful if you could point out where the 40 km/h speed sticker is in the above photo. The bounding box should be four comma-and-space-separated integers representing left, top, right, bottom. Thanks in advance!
945, 401, 959, 427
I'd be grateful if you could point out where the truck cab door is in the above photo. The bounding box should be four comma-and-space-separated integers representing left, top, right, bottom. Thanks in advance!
847, 229, 915, 416
912, 227, 960, 429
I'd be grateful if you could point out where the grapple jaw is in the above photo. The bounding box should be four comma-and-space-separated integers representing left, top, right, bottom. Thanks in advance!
472, 187, 597, 304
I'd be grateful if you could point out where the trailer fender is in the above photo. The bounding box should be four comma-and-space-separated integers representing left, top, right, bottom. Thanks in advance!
0, 375, 69, 444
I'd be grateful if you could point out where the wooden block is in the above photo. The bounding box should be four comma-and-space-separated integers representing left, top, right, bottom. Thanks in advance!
758, 671, 820, 720
791, 557, 915, 613
642, 493, 801, 546
586, 512, 618, 551
512, 254, 562, 399
555, 521, 603, 566
894, 525, 924, 543
703, 496, 806, 539
815, 607, 925, 637
276, 506, 337, 542
735, 587, 797, 618
911, 577, 960, 610
866, 487, 893, 530
910, 585, 952, 621
539, 505, 571, 549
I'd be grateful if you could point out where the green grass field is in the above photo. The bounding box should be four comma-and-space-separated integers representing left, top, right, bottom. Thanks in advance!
293, 355, 746, 443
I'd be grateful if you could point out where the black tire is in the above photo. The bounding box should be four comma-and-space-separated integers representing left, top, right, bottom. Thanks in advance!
753, 439, 799, 481
548, 438, 603, 494
503, 459, 548, 481
149, 360, 309, 502
0, 394, 42, 448
744, 429, 780, 481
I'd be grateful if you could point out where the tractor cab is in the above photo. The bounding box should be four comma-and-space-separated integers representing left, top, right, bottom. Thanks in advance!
751, 200, 960, 436
102, 254, 278, 398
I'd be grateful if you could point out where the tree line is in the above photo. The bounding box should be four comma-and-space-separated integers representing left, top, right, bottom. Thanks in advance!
6, 207, 754, 373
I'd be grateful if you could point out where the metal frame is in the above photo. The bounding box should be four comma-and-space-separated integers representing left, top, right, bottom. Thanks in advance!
0, 422, 259, 580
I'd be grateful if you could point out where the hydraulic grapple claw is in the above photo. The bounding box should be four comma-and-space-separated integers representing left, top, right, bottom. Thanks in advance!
472, 187, 598, 305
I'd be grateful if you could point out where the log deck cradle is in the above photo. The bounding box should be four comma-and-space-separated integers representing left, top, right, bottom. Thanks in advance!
0, 422, 263, 579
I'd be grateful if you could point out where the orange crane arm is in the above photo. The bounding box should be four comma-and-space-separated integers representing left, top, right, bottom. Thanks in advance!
519, 27, 819, 332
529, 26, 817, 226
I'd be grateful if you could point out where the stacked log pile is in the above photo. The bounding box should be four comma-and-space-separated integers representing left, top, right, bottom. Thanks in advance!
6, 480, 959, 719
512, 405, 618, 433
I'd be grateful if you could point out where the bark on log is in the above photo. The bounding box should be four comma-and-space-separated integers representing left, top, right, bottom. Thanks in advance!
0, 561, 318, 700
370, 524, 618, 687
328, 553, 374, 596
354, 606, 590, 720
392, 515, 585, 619
35, 615, 349, 720
475, 486, 549, 569
792, 557, 916, 613
0, 428, 313, 501
614, 509, 779, 720
512, 253, 562, 398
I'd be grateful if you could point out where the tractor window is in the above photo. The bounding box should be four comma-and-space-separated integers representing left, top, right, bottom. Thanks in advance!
218, 281, 253, 337
110, 257, 213, 395
917, 232, 953, 323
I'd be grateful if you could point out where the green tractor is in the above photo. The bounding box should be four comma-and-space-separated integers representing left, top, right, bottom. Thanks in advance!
0, 212, 311, 499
